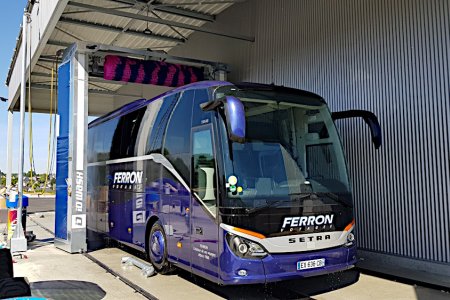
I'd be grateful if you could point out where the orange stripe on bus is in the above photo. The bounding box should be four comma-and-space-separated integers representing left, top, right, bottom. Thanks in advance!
344, 219, 355, 231
233, 227, 266, 239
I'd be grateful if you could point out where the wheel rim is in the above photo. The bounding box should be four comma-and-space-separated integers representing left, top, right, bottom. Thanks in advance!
150, 229, 165, 264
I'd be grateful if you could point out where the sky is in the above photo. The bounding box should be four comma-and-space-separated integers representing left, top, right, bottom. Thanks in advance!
0, 0, 53, 174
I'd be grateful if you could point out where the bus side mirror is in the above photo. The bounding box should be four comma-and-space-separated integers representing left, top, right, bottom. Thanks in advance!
201, 96, 246, 143
332, 110, 382, 149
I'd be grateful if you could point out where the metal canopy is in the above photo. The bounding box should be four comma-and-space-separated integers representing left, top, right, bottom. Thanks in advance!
67, 1, 254, 41
58, 17, 186, 44
102, 0, 217, 22
7, 0, 253, 115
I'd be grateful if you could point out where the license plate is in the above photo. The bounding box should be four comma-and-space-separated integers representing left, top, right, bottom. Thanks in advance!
297, 258, 325, 270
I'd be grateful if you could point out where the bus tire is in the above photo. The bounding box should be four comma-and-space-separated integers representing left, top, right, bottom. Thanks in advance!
148, 221, 173, 274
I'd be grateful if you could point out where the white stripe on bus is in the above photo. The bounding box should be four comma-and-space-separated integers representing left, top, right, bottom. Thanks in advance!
88, 154, 217, 218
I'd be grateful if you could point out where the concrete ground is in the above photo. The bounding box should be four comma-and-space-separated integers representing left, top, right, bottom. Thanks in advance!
1, 213, 449, 300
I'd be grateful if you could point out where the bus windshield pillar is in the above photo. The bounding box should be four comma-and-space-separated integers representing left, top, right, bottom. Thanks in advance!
55, 43, 88, 253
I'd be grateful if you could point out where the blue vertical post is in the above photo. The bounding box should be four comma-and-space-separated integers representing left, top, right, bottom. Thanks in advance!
55, 61, 70, 240
54, 42, 88, 253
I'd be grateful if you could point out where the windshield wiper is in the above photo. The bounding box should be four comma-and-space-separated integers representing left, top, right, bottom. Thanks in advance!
245, 194, 312, 215
286, 192, 352, 208
245, 199, 284, 215
317, 192, 352, 207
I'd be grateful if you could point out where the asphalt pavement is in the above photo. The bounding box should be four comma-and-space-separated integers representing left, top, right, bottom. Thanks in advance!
26, 196, 55, 213
0, 195, 54, 229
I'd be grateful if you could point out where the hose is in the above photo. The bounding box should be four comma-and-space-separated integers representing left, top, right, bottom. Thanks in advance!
26, 18, 58, 195
40, 65, 55, 195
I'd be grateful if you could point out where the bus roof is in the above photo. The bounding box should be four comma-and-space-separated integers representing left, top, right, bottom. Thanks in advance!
89, 81, 325, 128
89, 81, 232, 128
234, 82, 325, 103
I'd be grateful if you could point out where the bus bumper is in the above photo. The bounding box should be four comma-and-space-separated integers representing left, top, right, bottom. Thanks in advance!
219, 244, 357, 285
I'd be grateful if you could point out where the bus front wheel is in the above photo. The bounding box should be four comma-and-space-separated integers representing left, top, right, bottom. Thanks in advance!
148, 221, 173, 274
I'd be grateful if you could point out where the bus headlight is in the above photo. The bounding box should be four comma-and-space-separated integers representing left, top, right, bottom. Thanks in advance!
238, 243, 248, 254
346, 232, 355, 246
226, 234, 267, 259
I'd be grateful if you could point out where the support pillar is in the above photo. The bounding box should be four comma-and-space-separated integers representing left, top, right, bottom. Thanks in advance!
54, 43, 88, 253
6, 110, 14, 191
10, 12, 30, 253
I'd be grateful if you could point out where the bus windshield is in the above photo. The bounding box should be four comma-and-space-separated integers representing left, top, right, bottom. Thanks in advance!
215, 85, 351, 210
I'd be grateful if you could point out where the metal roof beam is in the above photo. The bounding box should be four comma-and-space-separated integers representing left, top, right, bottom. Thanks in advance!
67, 1, 254, 42
46, 39, 171, 51
87, 43, 227, 69
43, 41, 213, 67
32, 72, 111, 84
152, 4, 215, 22
47, 40, 73, 47
63, 5, 133, 15
59, 17, 184, 44
38, 57, 61, 63
153, 1, 246, 5
106, 0, 215, 22
31, 83, 139, 97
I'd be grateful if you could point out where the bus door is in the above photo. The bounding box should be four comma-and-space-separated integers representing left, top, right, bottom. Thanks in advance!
163, 90, 195, 266
166, 177, 191, 266
190, 125, 220, 280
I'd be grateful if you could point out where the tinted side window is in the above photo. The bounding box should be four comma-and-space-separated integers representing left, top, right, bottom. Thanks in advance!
163, 90, 195, 184
88, 126, 96, 163
192, 89, 212, 127
101, 118, 119, 160
88, 118, 120, 163
134, 99, 163, 156
124, 108, 146, 157
110, 107, 146, 159
147, 94, 178, 154
192, 128, 217, 216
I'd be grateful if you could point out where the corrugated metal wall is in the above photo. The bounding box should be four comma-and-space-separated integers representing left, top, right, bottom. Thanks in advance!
245, 0, 450, 265
172, 0, 450, 264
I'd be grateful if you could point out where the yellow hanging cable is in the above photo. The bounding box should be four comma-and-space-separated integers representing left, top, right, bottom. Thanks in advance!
40, 66, 54, 195
43, 58, 59, 194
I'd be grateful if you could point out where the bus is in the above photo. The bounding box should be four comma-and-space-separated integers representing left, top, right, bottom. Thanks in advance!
87, 81, 381, 285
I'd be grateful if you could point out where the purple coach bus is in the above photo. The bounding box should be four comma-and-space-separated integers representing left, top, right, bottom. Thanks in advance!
87, 81, 381, 285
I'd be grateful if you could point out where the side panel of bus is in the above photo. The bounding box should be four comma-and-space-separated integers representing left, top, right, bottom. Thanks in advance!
87, 93, 178, 250
88, 87, 221, 282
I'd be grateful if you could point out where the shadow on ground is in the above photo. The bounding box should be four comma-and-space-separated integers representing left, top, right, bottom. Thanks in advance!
116, 241, 359, 300
28, 237, 54, 250
176, 268, 360, 300
415, 285, 450, 300
30, 280, 106, 300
